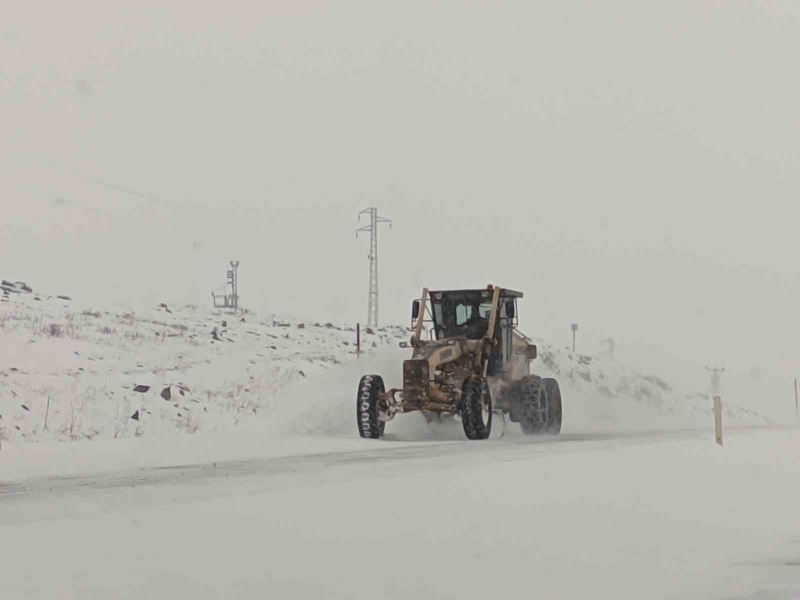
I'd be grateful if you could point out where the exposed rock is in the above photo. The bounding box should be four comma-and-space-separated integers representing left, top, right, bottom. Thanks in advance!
1, 280, 31, 294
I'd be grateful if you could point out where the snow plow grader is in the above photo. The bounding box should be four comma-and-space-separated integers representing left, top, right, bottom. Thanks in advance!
356, 285, 562, 440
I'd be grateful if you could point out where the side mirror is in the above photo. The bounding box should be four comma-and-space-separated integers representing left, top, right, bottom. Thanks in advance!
411, 300, 420, 320
399, 341, 409, 349
505, 301, 515, 319
526, 344, 537, 360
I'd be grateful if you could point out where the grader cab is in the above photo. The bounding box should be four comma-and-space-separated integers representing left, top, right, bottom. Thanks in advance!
356, 285, 562, 440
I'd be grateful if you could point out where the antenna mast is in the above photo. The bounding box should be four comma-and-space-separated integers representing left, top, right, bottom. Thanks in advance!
212, 261, 240, 312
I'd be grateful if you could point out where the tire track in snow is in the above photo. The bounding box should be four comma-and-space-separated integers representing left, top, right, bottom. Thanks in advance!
1, 425, 785, 526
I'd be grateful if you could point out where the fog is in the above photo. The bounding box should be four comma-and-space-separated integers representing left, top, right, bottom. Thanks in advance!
2, 1, 799, 375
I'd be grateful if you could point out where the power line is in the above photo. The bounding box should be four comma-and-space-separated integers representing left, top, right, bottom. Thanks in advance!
3, 148, 214, 214
78, 174, 174, 209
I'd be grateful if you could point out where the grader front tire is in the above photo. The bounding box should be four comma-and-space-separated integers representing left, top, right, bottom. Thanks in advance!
461, 378, 492, 440
356, 375, 386, 439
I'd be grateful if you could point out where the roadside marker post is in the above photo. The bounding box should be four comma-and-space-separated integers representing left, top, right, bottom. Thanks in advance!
713, 396, 723, 446
707, 366, 725, 446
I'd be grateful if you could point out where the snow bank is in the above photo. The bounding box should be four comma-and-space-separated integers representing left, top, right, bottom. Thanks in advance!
0, 290, 775, 451
0, 292, 407, 445
534, 343, 773, 433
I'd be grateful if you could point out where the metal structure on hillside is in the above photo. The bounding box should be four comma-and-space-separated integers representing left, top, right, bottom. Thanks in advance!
356, 208, 391, 327
212, 260, 240, 311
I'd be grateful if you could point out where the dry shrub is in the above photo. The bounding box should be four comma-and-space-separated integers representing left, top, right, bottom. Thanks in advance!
177, 412, 200, 434
47, 323, 65, 338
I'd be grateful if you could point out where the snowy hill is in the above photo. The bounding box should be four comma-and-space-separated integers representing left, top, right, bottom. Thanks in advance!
0, 290, 406, 444
0, 288, 773, 447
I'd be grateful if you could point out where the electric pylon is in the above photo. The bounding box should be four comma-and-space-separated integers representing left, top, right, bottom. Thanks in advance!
356, 208, 391, 327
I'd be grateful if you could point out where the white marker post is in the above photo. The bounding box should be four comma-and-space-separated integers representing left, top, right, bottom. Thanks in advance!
571, 323, 578, 354
707, 366, 725, 446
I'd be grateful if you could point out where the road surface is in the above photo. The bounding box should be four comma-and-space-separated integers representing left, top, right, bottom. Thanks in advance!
2, 424, 798, 599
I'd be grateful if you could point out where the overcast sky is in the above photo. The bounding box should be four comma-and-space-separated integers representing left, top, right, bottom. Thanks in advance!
2, 1, 799, 375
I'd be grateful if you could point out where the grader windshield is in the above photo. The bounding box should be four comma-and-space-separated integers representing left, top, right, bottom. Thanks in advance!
429, 289, 506, 340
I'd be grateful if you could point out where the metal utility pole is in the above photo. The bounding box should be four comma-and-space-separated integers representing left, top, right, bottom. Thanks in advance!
356, 208, 391, 328
212, 260, 240, 311
571, 323, 578, 353
604, 337, 615, 361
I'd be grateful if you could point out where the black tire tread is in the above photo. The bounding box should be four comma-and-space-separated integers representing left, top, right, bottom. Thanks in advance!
461, 378, 492, 440
506, 375, 547, 435
356, 375, 385, 439
543, 377, 563, 435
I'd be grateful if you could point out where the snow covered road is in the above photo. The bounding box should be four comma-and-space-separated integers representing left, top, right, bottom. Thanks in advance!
2, 426, 798, 599
1, 329, 796, 599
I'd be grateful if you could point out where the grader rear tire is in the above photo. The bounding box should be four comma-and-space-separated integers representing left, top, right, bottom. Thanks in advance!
543, 378, 563, 434
507, 375, 547, 435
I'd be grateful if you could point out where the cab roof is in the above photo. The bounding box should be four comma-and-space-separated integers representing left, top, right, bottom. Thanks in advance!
429, 287, 523, 299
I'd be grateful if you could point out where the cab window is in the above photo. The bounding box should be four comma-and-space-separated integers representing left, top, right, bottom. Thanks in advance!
478, 303, 494, 319
455, 304, 473, 325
